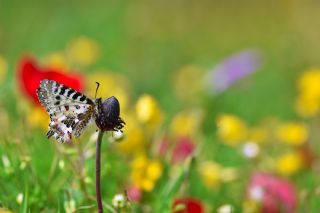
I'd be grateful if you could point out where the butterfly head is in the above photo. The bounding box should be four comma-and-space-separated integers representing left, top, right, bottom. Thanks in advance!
95, 96, 125, 132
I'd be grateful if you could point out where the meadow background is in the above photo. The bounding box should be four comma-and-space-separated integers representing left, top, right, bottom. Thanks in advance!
1, 0, 320, 212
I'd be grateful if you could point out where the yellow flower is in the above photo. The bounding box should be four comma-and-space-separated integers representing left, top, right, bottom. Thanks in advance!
27, 107, 50, 131
0, 55, 7, 83
276, 122, 308, 146
173, 65, 205, 102
0, 208, 14, 213
135, 94, 163, 126
86, 72, 129, 110
295, 94, 320, 117
295, 69, 320, 118
297, 69, 320, 98
276, 152, 303, 176
170, 109, 204, 137
117, 114, 145, 154
44, 52, 69, 70
248, 127, 268, 144
67, 36, 99, 66
130, 154, 163, 192
198, 161, 237, 189
217, 114, 248, 145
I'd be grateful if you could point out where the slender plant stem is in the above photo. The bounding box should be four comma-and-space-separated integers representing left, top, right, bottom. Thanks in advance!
96, 130, 104, 213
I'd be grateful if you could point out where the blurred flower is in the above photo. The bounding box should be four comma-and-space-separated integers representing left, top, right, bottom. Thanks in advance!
198, 161, 238, 188
86, 72, 129, 110
276, 152, 304, 176
173, 197, 204, 213
295, 68, 320, 117
26, 106, 50, 130
64, 198, 76, 213
205, 49, 262, 94
135, 94, 163, 126
117, 114, 145, 155
0, 55, 7, 83
0, 208, 14, 213
112, 193, 127, 209
16, 193, 23, 204
59, 159, 65, 170
17, 57, 84, 105
276, 122, 308, 146
171, 137, 195, 163
217, 204, 233, 213
217, 114, 248, 146
247, 172, 297, 213
127, 186, 142, 202
242, 142, 260, 159
108, 130, 124, 143
44, 51, 69, 70
130, 154, 163, 192
295, 94, 320, 117
248, 127, 268, 144
173, 65, 205, 102
297, 68, 320, 98
67, 36, 100, 66
170, 109, 204, 137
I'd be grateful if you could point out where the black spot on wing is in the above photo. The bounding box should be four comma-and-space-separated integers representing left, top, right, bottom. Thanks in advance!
73, 92, 81, 100
59, 86, 68, 95
80, 96, 86, 102
67, 89, 74, 97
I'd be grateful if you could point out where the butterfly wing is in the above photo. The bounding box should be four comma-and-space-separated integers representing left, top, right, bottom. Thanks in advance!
36, 79, 96, 143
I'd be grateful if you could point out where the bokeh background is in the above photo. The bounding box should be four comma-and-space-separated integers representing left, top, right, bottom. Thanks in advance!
1, 0, 320, 212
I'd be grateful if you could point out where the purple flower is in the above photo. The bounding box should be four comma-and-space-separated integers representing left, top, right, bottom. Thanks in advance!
205, 49, 263, 94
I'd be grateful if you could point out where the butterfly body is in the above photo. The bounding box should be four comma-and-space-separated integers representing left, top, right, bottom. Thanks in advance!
36, 79, 125, 143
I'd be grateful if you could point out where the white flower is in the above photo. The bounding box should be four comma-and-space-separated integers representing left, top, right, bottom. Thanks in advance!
242, 142, 260, 159
217, 204, 233, 213
112, 193, 126, 208
16, 193, 23, 204
249, 186, 264, 201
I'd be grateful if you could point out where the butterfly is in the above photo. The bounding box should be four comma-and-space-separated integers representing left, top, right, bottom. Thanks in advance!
36, 79, 125, 143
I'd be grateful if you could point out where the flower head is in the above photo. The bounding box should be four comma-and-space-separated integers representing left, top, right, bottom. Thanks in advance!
130, 154, 163, 192
17, 57, 84, 105
247, 172, 297, 213
170, 109, 204, 137
173, 197, 204, 213
171, 137, 196, 163
276, 122, 308, 146
295, 68, 320, 117
276, 152, 304, 176
205, 49, 262, 94
217, 114, 248, 145
135, 94, 163, 126
66, 36, 100, 66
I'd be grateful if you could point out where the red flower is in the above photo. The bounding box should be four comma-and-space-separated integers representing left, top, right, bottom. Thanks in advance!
247, 172, 297, 213
173, 197, 204, 213
17, 57, 84, 105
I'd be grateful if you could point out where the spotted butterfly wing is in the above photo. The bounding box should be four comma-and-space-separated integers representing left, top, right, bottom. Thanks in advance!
36, 80, 96, 143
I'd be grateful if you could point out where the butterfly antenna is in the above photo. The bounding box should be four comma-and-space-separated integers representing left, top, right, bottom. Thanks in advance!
95, 82, 100, 100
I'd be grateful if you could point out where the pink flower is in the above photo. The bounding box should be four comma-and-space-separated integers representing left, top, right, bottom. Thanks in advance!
171, 137, 195, 163
247, 172, 297, 213
127, 186, 142, 202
